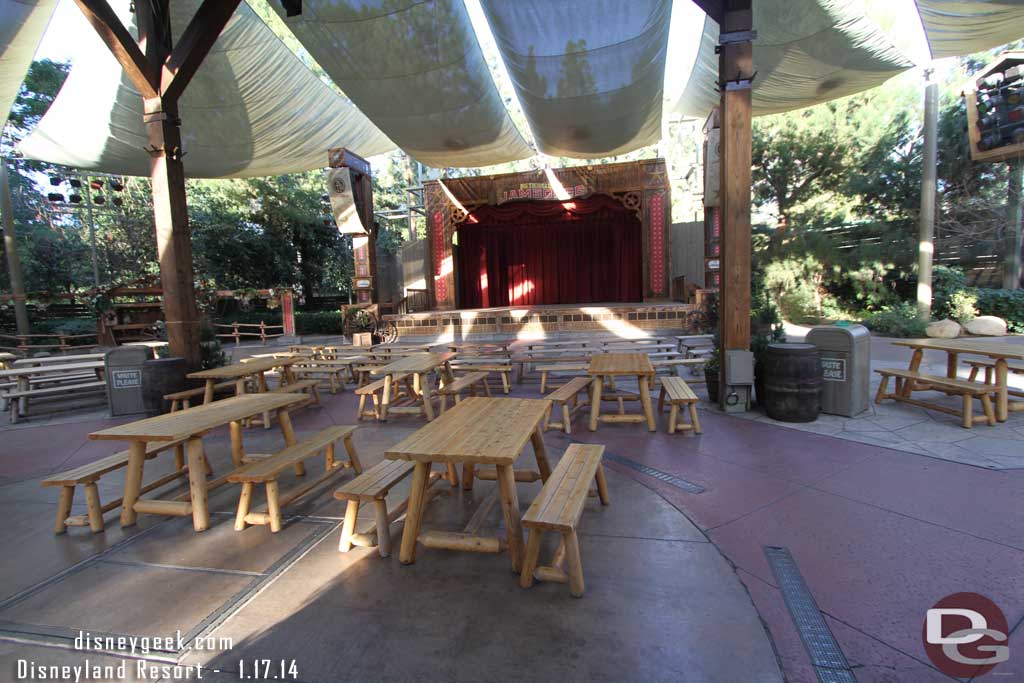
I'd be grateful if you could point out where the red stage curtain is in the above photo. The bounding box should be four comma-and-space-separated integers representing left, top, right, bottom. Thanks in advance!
455, 194, 642, 308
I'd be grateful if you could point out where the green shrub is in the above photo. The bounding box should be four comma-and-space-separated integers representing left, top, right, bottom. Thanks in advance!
947, 289, 979, 323
930, 266, 968, 319
974, 289, 1024, 333
295, 311, 346, 335
863, 302, 927, 338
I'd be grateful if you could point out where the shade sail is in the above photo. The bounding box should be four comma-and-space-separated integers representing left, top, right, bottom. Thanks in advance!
479, 0, 671, 158
17, 0, 395, 178
269, 0, 532, 168
0, 0, 57, 133
674, 0, 915, 119
916, 0, 1024, 58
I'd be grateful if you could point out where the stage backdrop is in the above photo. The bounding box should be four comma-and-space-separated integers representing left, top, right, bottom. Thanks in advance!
456, 195, 642, 307
424, 159, 671, 309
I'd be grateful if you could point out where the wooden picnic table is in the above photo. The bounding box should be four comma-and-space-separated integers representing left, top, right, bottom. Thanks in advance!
189, 356, 300, 402
892, 338, 1024, 422
386, 397, 552, 569
124, 341, 169, 358
371, 352, 456, 421
588, 353, 656, 431
89, 393, 306, 531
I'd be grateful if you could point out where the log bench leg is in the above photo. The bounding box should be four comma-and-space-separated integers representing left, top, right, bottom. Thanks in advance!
339, 499, 359, 552
84, 483, 104, 533
500, 371, 510, 394
962, 394, 974, 429
563, 529, 585, 598
689, 403, 702, 434
981, 393, 996, 426
668, 403, 679, 434
265, 480, 283, 533
235, 482, 254, 531
561, 403, 572, 435
874, 374, 891, 404
342, 434, 363, 474
373, 499, 392, 558
461, 463, 475, 491
55, 486, 75, 534
520, 528, 542, 588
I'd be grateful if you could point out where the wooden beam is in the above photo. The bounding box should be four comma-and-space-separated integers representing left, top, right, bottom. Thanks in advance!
691, 0, 724, 24
72, 0, 158, 100
161, 0, 243, 102
718, 0, 753, 402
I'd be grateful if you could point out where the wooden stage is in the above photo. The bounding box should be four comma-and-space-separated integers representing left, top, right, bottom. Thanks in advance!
383, 301, 697, 340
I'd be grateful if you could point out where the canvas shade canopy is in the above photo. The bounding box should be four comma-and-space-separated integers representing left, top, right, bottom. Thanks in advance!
6, 0, 1024, 170
15, 0, 395, 178
268, 0, 532, 168
0, 0, 57, 134
479, 0, 671, 158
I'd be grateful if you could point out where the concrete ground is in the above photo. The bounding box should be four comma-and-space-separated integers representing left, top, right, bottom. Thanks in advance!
0, 335, 1021, 682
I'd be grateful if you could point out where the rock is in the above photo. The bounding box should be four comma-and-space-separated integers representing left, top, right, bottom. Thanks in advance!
926, 319, 961, 339
964, 315, 1007, 336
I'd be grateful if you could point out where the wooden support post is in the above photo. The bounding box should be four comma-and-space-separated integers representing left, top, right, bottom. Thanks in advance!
717, 0, 753, 406
73, 0, 241, 370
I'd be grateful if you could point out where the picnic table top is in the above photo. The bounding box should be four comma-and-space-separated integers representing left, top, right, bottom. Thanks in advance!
589, 352, 655, 376
89, 393, 305, 442
294, 357, 367, 367
12, 353, 105, 366
892, 338, 1024, 360
371, 352, 457, 376
188, 356, 298, 380
124, 341, 168, 348
371, 344, 434, 352
0, 361, 104, 379
386, 397, 550, 465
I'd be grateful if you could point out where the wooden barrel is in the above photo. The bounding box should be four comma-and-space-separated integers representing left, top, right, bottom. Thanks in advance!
762, 343, 822, 422
141, 357, 187, 415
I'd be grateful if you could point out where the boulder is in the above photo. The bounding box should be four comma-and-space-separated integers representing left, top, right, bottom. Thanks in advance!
926, 319, 961, 339
964, 315, 1007, 336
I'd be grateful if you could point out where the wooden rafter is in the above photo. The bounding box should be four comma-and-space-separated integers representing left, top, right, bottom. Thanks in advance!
161, 0, 244, 102
691, 0, 724, 24
72, 0, 158, 100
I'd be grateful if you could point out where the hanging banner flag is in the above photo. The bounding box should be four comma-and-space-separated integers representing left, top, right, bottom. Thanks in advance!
327, 167, 368, 235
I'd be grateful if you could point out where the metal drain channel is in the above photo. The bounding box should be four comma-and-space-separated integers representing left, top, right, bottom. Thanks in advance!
764, 546, 856, 683
600, 452, 705, 494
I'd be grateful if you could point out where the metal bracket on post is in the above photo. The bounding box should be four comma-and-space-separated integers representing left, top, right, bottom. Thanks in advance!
715, 30, 757, 52
717, 72, 757, 92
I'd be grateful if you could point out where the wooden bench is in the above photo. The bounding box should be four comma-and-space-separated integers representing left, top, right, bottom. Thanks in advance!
354, 374, 411, 421
271, 378, 321, 407
292, 365, 348, 394
334, 459, 418, 557
543, 376, 592, 434
163, 380, 236, 412
965, 358, 1024, 400
42, 439, 189, 533
874, 368, 996, 428
1, 372, 98, 411
228, 425, 362, 532
6, 380, 107, 424
520, 444, 610, 597
448, 361, 513, 393
437, 372, 491, 414
658, 377, 702, 435
538, 363, 588, 394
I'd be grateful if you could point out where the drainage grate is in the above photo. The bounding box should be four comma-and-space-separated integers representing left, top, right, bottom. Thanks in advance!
601, 452, 705, 494
764, 546, 857, 683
